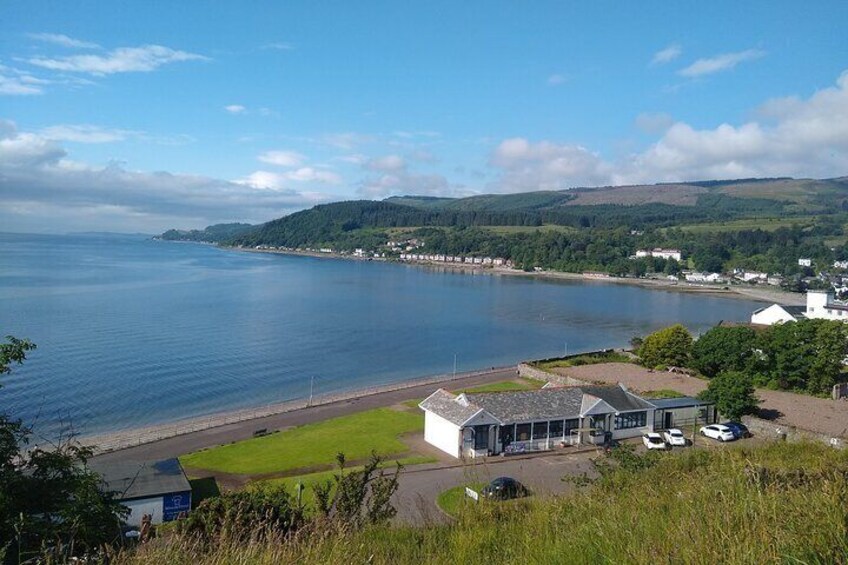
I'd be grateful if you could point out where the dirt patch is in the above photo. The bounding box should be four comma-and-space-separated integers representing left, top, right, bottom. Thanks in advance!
553, 362, 848, 438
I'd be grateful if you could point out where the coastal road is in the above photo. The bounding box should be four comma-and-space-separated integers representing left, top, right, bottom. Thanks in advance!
91, 367, 521, 465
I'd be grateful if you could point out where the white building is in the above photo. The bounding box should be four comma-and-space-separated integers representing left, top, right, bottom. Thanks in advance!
798, 258, 812, 267
634, 248, 682, 262
806, 290, 848, 321
834, 261, 848, 270
750, 304, 806, 325
418, 385, 713, 459
685, 272, 724, 283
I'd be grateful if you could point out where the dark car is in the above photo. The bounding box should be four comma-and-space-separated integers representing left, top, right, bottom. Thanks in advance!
723, 422, 751, 439
481, 477, 527, 500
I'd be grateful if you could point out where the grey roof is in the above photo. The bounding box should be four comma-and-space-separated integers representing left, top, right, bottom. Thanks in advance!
465, 388, 585, 423
419, 389, 481, 426
648, 396, 714, 409
580, 385, 655, 412
783, 305, 807, 317
90, 458, 191, 500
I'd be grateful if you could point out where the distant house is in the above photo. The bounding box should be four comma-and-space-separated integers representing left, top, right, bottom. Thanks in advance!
89, 458, 192, 527
834, 260, 848, 270
419, 385, 714, 459
798, 258, 812, 267
685, 271, 724, 283
634, 248, 682, 262
750, 290, 848, 325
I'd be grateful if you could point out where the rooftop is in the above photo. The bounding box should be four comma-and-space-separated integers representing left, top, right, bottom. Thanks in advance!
89, 457, 191, 500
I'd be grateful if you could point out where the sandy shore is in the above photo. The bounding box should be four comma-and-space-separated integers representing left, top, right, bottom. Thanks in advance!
237, 246, 803, 305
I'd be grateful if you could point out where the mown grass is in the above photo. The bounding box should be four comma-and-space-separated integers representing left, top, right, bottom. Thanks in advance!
124, 442, 848, 564
180, 408, 424, 475
436, 482, 486, 517
254, 455, 436, 509
535, 351, 631, 371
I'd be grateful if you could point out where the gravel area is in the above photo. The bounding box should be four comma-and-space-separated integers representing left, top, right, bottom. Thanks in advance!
554, 363, 848, 438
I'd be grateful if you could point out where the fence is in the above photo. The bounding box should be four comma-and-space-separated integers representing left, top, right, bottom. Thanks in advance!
833, 382, 848, 400
742, 415, 845, 449
84, 365, 515, 453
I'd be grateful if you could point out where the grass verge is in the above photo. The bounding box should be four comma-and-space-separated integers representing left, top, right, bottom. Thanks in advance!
436, 482, 486, 517
180, 408, 424, 475
535, 351, 631, 371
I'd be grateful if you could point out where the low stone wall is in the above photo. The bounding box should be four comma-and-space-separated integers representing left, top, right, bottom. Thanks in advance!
742, 415, 845, 449
517, 363, 590, 386
833, 383, 848, 400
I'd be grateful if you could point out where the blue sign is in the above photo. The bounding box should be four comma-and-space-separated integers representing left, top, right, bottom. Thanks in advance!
162, 491, 191, 521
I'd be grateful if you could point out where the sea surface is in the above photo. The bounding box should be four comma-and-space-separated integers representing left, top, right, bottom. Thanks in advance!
0, 232, 762, 437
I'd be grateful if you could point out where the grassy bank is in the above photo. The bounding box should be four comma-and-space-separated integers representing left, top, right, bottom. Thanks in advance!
124, 441, 848, 564
535, 350, 632, 371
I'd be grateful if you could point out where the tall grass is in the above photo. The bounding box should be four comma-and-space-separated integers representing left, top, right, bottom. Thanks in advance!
120, 442, 848, 564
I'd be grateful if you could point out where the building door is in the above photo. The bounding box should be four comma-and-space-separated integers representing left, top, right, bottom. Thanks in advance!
473, 425, 489, 450
664, 412, 674, 430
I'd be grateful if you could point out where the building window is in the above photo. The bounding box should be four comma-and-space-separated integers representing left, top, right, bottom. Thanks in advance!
590, 415, 607, 431
565, 418, 579, 436
516, 423, 531, 441
532, 421, 549, 439
500, 425, 514, 446
615, 411, 647, 430
549, 420, 564, 438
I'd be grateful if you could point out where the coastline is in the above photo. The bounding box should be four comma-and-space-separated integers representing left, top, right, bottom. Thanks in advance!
83, 365, 515, 454
233, 245, 803, 306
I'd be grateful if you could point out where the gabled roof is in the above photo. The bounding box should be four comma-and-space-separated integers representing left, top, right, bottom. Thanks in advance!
89, 458, 190, 500
419, 389, 482, 426
420, 384, 654, 426
465, 388, 584, 423
647, 396, 714, 410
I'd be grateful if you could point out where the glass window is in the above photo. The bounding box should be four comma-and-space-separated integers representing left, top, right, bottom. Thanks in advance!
516, 423, 531, 441
565, 419, 579, 435
549, 420, 564, 438
614, 411, 647, 430
500, 425, 514, 446
590, 415, 607, 430
533, 421, 549, 439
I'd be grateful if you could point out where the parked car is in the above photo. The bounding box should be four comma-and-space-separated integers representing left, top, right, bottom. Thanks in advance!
482, 477, 527, 500
642, 432, 668, 450
663, 428, 687, 447
699, 424, 736, 442
723, 422, 751, 439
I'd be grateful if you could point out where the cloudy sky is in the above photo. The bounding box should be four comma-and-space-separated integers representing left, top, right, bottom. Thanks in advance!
2, 1, 847, 233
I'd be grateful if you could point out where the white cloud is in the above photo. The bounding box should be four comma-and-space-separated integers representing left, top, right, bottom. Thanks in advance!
224, 104, 246, 114
547, 73, 567, 85
634, 112, 675, 134
679, 49, 765, 77
487, 70, 848, 190
321, 132, 375, 149
27, 33, 100, 49
27, 44, 209, 75
651, 44, 682, 66
263, 42, 294, 51
285, 167, 342, 183
358, 172, 451, 199
0, 74, 44, 95
0, 120, 329, 233
40, 124, 133, 143
239, 167, 341, 188
258, 150, 306, 167
364, 154, 406, 172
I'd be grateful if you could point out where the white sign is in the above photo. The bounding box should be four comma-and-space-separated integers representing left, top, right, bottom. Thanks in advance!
465, 487, 479, 502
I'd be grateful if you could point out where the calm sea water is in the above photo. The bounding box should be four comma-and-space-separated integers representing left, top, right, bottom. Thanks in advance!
0, 232, 761, 437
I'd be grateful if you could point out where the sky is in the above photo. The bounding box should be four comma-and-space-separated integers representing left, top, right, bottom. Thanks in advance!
1, 1, 847, 234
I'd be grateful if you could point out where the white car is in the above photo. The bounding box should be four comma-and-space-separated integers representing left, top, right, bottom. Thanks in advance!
699, 424, 736, 442
663, 428, 687, 447
642, 433, 667, 450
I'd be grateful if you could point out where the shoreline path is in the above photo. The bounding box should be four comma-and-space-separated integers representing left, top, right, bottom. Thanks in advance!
90, 366, 517, 465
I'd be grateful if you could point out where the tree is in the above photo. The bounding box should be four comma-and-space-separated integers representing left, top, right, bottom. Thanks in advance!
690, 326, 758, 378
637, 324, 693, 368
697, 371, 760, 421
1, 336, 127, 564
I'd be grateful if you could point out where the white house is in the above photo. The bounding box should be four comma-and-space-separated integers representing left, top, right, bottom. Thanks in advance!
806, 290, 848, 321
750, 303, 806, 325
798, 258, 812, 267
634, 248, 682, 262
419, 385, 708, 459
834, 260, 848, 270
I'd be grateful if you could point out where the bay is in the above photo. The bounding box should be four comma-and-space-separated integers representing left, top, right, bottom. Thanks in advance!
0, 232, 761, 438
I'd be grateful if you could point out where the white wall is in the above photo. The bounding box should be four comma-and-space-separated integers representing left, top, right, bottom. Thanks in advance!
751, 304, 796, 325
424, 410, 461, 458
123, 497, 163, 526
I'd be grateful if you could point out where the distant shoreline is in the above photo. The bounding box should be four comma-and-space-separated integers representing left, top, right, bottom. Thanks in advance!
229, 245, 803, 306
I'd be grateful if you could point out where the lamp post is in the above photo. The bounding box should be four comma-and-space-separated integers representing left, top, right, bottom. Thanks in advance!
453, 353, 457, 377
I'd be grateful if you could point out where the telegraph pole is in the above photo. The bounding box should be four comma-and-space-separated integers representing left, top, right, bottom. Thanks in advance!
453, 353, 457, 377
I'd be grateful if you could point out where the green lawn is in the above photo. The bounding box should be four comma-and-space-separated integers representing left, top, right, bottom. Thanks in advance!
180, 408, 424, 476
257, 455, 436, 508
536, 351, 631, 371
436, 482, 486, 517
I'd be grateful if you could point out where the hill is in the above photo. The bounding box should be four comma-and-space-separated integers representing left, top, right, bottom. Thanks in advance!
158, 223, 254, 243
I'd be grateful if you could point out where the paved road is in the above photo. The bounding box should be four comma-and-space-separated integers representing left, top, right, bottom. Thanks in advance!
91, 367, 520, 465
392, 450, 599, 524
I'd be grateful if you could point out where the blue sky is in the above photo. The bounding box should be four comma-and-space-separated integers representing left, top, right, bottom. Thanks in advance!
1, 1, 847, 233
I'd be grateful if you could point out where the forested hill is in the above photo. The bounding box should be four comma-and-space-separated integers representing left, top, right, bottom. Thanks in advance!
159, 177, 848, 279
158, 222, 254, 243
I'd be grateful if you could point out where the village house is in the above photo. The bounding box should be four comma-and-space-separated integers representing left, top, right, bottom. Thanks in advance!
798, 258, 812, 267
419, 385, 714, 458
751, 290, 848, 325
634, 248, 682, 261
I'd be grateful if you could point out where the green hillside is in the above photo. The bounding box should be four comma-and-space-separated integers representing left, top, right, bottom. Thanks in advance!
159, 222, 254, 243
